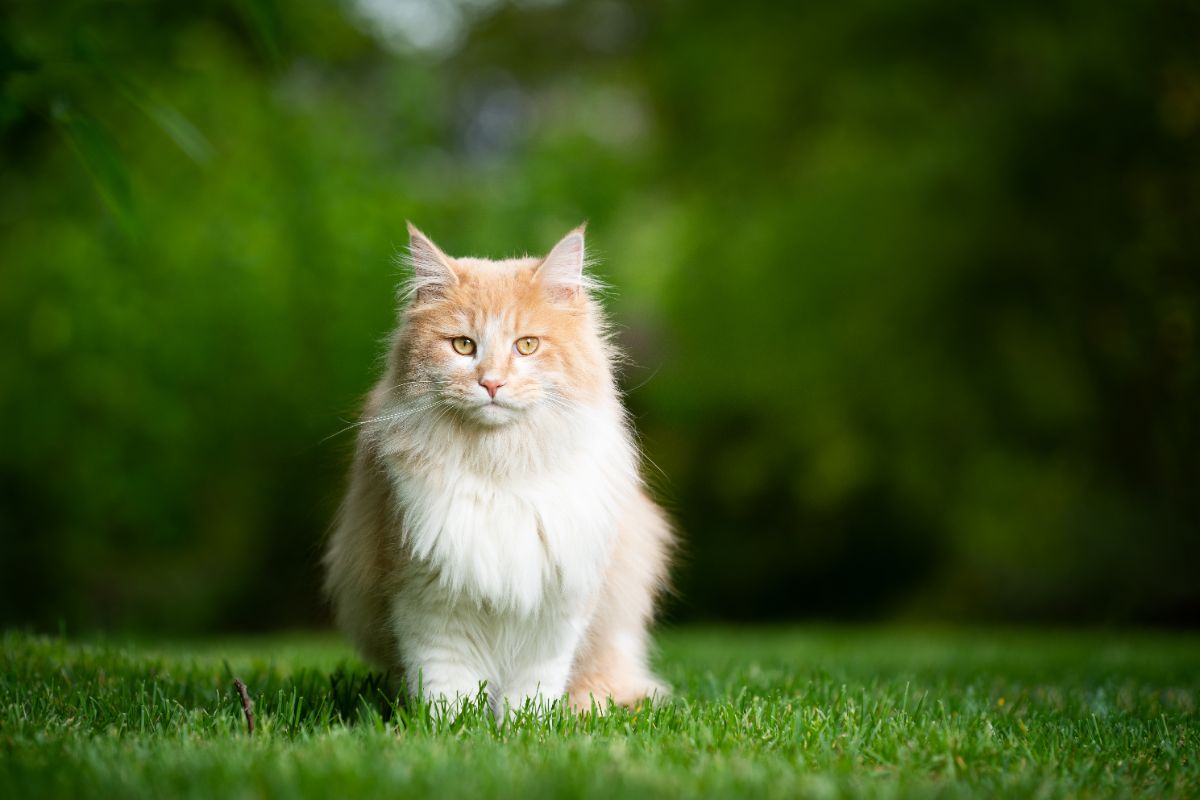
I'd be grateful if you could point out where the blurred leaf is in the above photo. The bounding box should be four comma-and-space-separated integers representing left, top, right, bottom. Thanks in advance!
115, 79, 214, 165
51, 101, 136, 235
235, 0, 284, 66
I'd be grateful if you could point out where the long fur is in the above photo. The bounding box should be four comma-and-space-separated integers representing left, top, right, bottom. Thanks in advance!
324, 224, 673, 717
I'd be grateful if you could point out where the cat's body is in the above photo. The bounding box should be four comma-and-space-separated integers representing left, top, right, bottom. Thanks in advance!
324, 225, 672, 716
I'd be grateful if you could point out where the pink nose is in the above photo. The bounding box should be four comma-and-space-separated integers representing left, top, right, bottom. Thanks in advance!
479, 378, 505, 399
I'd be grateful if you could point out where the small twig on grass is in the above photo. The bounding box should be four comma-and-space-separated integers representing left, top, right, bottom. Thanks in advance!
232, 678, 254, 735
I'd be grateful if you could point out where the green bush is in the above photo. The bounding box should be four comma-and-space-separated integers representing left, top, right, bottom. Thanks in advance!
1, 0, 1196, 631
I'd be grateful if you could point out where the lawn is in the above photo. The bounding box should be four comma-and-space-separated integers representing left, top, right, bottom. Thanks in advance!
2, 627, 1197, 798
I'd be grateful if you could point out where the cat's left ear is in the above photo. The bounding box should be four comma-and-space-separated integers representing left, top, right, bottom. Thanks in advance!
533, 224, 587, 300
404, 222, 459, 305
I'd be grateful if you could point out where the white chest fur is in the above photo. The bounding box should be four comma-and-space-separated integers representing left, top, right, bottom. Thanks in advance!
385, 406, 637, 617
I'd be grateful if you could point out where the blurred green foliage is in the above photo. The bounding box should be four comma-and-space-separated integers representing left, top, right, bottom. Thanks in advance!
1, 0, 1196, 632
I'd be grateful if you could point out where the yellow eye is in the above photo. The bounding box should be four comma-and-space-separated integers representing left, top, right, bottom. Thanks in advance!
451, 336, 475, 356
515, 336, 540, 356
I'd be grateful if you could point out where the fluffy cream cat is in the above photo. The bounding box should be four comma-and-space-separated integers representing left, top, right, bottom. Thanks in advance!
323, 223, 673, 717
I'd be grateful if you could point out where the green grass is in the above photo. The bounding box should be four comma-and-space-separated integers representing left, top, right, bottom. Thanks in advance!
2, 628, 1198, 798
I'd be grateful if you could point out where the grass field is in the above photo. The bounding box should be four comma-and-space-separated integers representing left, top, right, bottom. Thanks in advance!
2, 627, 1198, 798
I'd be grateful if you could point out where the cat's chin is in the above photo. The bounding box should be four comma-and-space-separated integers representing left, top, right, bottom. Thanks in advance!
470, 402, 521, 427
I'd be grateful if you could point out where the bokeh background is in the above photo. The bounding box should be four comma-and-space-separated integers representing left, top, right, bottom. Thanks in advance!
2, 0, 1197, 634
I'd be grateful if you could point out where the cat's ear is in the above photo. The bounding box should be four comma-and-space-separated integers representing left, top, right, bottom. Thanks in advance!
533, 224, 587, 300
403, 222, 458, 305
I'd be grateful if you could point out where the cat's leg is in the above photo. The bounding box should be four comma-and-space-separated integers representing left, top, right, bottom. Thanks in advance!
568, 491, 672, 713
392, 593, 490, 717
323, 449, 401, 670
407, 655, 487, 718
568, 622, 668, 712
497, 625, 581, 717
496, 657, 571, 718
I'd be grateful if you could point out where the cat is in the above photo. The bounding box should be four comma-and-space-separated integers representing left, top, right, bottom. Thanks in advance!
323, 223, 674, 718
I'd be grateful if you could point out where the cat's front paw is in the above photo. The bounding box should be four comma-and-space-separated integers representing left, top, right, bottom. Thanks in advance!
568, 678, 668, 715
424, 689, 482, 720
410, 675, 489, 720
494, 690, 562, 721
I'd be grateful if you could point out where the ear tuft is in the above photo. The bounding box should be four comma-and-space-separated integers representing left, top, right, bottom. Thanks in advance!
402, 222, 457, 305
534, 224, 588, 300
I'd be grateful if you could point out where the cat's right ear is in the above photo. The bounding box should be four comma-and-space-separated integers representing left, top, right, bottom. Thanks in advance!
403, 222, 458, 305
533, 224, 588, 302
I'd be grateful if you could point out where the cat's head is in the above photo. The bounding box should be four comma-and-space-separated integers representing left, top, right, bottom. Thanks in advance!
393, 223, 610, 427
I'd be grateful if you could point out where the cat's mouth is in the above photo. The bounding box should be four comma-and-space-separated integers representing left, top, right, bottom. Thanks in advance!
471, 398, 520, 425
